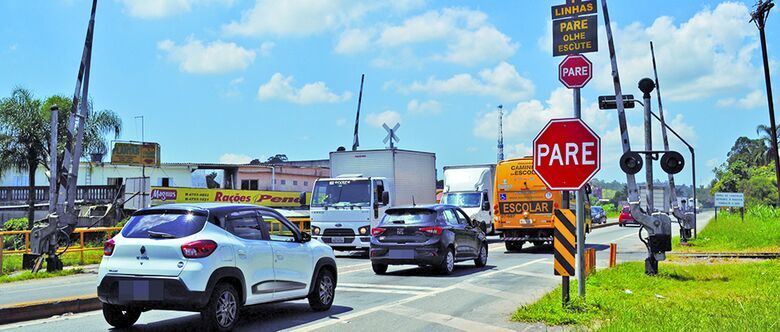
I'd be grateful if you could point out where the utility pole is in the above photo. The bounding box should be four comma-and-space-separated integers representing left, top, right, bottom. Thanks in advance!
750, 0, 779, 205
352, 74, 365, 151
135, 115, 146, 208
497, 105, 504, 162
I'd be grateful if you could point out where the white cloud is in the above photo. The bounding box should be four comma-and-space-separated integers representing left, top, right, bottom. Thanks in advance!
336, 118, 348, 127
259, 41, 275, 56
505, 143, 532, 159
224, 0, 421, 38
219, 153, 253, 164
366, 110, 401, 128
717, 89, 765, 109
258, 73, 351, 104
401, 61, 535, 103
119, 0, 233, 19
158, 37, 256, 74
584, 3, 760, 102
335, 29, 374, 55
374, 8, 517, 66
407, 99, 442, 114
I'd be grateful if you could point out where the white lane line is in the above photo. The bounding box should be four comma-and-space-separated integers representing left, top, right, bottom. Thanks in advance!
0, 280, 95, 295
293, 258, 548, 332
453, 283, 517, 302
383, 304, 516, 332
337, 287, 426, 295
502, 270, 559, 280
612, 232, 638, 243
339, 283, 440, 291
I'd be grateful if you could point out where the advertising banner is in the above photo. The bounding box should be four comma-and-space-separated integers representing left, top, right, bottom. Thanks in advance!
150, 187, 310, 207
111, 142, 161, 167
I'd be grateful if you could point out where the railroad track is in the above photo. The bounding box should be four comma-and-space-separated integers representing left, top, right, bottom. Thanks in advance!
670, 252, 780, 259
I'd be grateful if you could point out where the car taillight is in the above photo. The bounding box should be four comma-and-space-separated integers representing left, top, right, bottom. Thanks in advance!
103, 238, 115, 256
371, 227, 386, 236
181, 240, 218, 258
420, 226, 443, 235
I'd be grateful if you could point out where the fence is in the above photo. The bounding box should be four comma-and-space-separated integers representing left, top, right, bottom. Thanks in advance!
0, 185, 122, 206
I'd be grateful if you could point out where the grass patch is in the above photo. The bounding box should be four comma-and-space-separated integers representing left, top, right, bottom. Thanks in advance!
673, 208, 780, 253
2, 250, 104, 275
0, 268, 81, 284
513, 260, 780, 331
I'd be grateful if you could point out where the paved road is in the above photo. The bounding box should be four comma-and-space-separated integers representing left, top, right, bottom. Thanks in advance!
1, 211, 713, 331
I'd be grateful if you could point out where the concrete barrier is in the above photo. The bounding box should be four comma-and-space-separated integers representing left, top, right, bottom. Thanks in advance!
593, 221, 618, 229
0, 295, 100, 325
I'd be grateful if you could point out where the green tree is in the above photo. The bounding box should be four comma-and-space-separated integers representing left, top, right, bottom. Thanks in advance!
756, 124, 779, 164
0, 87, 46, 228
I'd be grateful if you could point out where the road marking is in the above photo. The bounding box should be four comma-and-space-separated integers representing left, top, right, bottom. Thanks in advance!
502, 270, 559, 280
453, 283, 517, 302
293, 258, 548, 332
339, 283, 440, 291
383, 304, 516, 332
337, 287, 426, 295
612, 232, 638, 242
0, 279, 94, 296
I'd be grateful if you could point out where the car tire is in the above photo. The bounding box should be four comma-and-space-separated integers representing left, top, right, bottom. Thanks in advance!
201, 282, 240, 332
102, 303, 141, 329
619, 222, 624, 227
372, 263, 388, 275
474, 243, 488, 267
439, 248, 455, 275
308, 268, 336, 311
505, 241, 523, 252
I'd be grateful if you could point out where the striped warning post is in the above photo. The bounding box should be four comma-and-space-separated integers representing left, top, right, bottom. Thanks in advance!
553, 209, 576, 276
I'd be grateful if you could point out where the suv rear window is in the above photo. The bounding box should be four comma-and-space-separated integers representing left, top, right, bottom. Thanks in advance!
122, 210, 208, 239
382, 209, 435, 225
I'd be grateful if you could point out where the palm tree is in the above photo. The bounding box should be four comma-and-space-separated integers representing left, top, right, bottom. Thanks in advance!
0, 87, 47, 229
756, 124, 780, 165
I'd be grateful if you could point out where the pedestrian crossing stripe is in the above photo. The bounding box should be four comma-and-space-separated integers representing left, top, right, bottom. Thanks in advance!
553, 209, 576, 276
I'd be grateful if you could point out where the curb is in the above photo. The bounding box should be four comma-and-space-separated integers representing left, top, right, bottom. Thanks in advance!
0, 295, 100, 325
593, 221, 618, 229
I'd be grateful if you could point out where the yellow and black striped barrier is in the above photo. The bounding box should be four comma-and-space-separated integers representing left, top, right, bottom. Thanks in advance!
553, 209, 576, 276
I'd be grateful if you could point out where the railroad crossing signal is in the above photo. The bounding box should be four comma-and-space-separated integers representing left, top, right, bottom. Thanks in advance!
532, 118, 601, 191
553, 209, 576, 276
382, 123, 400, 149
558, 54, 593, 89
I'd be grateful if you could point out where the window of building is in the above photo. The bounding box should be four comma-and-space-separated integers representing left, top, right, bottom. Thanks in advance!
107, 178, 123, 187
304, 181, 309, 187
280, 179, 286, 185
241, 179, 258, 190
160, 177, 172, 187
293, 180, 298, 186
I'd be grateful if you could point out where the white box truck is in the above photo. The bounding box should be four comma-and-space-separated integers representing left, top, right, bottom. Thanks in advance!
440, 164, 496, 234
310, 149, 436, 250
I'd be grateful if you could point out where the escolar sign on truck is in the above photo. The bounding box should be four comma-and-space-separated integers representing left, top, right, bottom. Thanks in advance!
150, 187, 310, 207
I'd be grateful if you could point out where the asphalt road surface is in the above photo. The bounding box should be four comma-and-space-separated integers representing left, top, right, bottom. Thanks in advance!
1, 211, 713, 332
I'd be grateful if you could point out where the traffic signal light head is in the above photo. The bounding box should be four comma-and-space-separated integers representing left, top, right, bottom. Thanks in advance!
661, 151, 685, 174
638, 78, 655, 96
620, 151, 643, 175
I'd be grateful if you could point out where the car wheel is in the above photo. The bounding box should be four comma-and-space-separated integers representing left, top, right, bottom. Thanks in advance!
474, 243, 488, 267
308, 268, 335, 311
201, 282, 240, 332
439, 248, 455, 275
372, 263, 388, 275
102, 303, 141, 328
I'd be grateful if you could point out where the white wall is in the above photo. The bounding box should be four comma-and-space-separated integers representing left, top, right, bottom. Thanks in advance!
0, 163, 194, 187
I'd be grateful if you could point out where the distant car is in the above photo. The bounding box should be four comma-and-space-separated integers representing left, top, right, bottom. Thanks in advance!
97, 203, 337, 331
618, 206, 638, 226
590, 206, 607, 224
369, 205, 488, 275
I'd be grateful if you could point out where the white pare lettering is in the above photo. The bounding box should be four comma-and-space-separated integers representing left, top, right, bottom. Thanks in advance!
536, 142, 596, 166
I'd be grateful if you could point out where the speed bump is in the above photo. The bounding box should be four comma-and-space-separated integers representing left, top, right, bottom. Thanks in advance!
553, 209, 576, 276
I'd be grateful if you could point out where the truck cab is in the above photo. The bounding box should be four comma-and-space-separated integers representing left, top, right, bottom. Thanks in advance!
440, 164, 496, 235
309, 175, 390, 250
440, 190, 492, 234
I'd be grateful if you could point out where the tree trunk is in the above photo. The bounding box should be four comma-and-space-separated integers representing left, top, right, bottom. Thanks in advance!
27, 158, 36, 230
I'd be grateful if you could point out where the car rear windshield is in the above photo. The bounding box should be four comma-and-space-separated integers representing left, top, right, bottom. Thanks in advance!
382, 209, 436, 225
121, 210, 208, 239
622, 207, 631, 213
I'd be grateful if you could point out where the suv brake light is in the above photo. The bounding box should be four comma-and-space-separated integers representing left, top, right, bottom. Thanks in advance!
181, 240, 218, 258
420, 226, 443, 235
371, 227, 386, 236
103, 238, 115, 256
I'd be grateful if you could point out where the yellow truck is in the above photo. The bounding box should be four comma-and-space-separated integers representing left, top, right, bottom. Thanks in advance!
493, 157, 592, 251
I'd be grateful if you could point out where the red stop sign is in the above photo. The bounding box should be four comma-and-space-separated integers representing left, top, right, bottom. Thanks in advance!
558, 54, 592, 89
533, 118, 600, 190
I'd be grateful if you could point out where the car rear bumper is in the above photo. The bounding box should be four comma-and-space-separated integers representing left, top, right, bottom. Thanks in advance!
97, 275, 209, 311
369, 243, 447, 266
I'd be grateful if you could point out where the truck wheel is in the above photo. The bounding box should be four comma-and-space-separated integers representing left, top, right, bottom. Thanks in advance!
102, 303, 141, 328
532, 241, 544, 247
474, 243, 488, 267
201, 282, 240, 332
372, 263, 388, 275
308, 268, 335, 311
505, 241, 523, 252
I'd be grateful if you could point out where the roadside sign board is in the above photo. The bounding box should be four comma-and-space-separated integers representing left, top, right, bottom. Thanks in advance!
551, 0, 598, 57
553, 209, 577, 276
150, 187, 311, 207
533, 118, 601, 190
111, 142, 160, 167
714, 192, 744, 207
558, 54, 593, 88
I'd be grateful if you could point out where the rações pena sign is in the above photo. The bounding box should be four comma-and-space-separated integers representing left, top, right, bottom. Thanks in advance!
150, 187, 311, 207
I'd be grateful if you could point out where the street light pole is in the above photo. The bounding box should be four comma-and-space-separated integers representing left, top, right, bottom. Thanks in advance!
750, 0, 779, 205
135, 115, 146, 207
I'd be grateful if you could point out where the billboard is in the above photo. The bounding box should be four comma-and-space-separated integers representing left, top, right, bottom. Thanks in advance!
111, 142, 161, 167
150, 187, 311, 207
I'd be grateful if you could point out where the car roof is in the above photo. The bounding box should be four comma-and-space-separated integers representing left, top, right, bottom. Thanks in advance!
386, 204, 459, 212
139, 203, 280, 218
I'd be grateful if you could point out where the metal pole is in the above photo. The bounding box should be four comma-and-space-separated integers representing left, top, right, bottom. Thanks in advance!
574, 87, 586, 297
562, 276, 570, 304
135, 116, 146, 208
643, 90, 654, 213
48, 106, 59, 214
691, 149, 697, 238
752, 1, 779, 205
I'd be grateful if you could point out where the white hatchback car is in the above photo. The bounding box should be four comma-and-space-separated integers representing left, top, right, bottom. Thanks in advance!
97, 203, 337, 331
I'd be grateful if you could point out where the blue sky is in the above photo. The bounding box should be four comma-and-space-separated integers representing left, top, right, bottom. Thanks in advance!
1, 0, 778, 186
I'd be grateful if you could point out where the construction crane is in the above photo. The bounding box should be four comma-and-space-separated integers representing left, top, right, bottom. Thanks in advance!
24, 0, 98, 273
